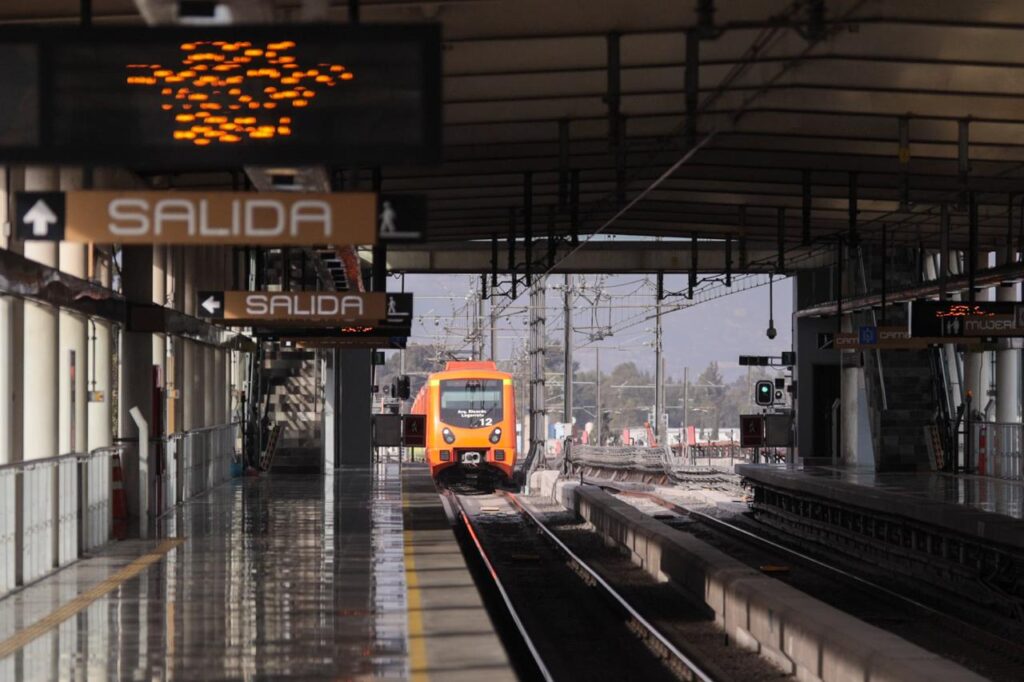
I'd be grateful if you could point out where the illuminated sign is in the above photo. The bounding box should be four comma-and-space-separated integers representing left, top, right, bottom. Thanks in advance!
197, 291, 390, 324
290, 336, 408, 349
911, 300, 1024, 338
126, 39, 353, 147
17, 190, 377, 245
0, 24, 440, 166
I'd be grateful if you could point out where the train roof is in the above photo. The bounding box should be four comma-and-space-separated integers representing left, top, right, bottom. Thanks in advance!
444, 360, 496, 371
427, 361, 512, 382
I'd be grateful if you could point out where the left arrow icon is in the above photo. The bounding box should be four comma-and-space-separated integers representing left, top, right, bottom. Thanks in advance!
201, 295, 222, 316
24, 199, 57, 237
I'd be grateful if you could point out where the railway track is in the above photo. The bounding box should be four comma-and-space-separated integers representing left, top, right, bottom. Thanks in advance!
441, 487, 716, 682
606, 486, 1024, 682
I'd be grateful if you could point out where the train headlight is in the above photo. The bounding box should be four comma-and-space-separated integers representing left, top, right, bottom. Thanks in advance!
442, 427, 456, 444
488, 427, 502, 444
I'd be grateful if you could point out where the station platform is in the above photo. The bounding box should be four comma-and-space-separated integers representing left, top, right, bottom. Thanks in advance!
737, 464, 1024, 551
0, 462, 512, 680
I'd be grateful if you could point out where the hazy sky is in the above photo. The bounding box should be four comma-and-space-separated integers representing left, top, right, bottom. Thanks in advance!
396, 272, 794, 382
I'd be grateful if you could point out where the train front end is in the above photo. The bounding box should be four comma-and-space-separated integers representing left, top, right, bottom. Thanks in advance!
424, 362, 516, 485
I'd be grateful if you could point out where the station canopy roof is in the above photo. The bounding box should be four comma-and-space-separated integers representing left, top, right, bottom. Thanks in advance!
4, 0, 1024, 260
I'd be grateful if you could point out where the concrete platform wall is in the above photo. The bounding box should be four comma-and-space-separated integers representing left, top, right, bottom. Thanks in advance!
533, 473, 983, 682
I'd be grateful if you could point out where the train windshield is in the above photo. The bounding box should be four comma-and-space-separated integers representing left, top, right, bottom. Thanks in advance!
439, 379, 504, 428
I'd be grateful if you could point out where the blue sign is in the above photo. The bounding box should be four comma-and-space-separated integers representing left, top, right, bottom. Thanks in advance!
858, 325, 878, 345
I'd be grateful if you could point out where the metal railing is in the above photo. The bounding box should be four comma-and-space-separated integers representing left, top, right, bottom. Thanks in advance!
163, 422, 241, 515
972, 422, 1023, 480
0, 446, 121, 599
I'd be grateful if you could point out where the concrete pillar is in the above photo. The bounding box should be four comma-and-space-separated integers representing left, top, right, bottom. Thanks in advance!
86, 169, 114, 451
58, 168, 88, 454
169, 246, 186, 433
338, 349, 371, 467
119, 246, 154, 528
182, 248, 202, 430
997, 278, 1020, 423
0, 166, 14, 465
22, 167, 59, 461
839, 314, 874, 468
964, 251, 991, 419
152, 245, 167, 435
323, 351, 336, 469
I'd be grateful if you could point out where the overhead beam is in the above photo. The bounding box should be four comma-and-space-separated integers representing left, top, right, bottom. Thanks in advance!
386, 240, 831, 275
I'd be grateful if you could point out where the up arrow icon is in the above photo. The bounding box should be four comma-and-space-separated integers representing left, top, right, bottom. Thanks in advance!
15, 192, 65, 240
24, 200, 57, 236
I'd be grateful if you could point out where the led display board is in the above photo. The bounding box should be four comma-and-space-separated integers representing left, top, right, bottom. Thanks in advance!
0, 24, 440, 167
911, 300, 1024, 338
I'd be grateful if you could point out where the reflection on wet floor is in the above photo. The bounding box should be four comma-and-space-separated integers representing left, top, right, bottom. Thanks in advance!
0, 464, 408, 681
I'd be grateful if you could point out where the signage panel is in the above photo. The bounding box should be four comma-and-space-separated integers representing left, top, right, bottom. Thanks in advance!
197, 290, 389, 323
291, 336, 408, 349
911, 300, 1024, 338
740, 414, 765, 448
402, 414, 427, 447
373, 414, 402, 447
0, 24, 441, 167
832, 325, 981, 349
41, 190, 376, 245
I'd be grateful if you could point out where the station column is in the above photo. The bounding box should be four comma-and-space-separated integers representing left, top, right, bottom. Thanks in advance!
22, 167, 59, 462
338, 349, 372, 466
119, 245, 154, 529
996, 270, 1020, 424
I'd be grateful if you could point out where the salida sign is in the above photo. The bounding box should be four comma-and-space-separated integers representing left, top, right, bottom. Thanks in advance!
18, 190, 378, 245
197, 291, 388, 324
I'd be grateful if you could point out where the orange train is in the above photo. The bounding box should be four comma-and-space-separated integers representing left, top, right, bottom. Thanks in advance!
410, 360, 517, 484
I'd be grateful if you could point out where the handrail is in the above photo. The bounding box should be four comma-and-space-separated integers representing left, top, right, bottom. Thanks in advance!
166, 421, 241, 439
0, 445, 126, 474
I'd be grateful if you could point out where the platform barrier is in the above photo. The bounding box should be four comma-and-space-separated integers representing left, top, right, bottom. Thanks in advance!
165, 422, 240, 513
972, 422, 1023, 480
0, 446, 121, 599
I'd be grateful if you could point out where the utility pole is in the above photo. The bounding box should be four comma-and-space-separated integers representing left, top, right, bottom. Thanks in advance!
595, 346, 602, 446
563, 274, 573, 430
490, 297, 498, 362
527, 277, 547, 466
682, 366, 689, 440
654, 295, 663, 443
475, 293, 484, 360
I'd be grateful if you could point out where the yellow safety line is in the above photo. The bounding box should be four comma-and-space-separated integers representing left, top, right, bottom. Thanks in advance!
403, 498, 430, 681
0, 537, 184, 660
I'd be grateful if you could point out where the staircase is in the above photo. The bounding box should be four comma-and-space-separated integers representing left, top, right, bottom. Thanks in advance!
263, 349, 322, 473
858, 246, 938, 471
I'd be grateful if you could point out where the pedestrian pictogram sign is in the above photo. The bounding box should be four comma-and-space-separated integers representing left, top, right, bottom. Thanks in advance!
740, 414, 765, 448
403, 414, 426, 447
196, 291, 412, 325
15, 192, 66, 241
378, 195, 428, 243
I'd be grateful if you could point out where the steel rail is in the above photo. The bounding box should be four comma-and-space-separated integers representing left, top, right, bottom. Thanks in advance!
498, 490, 716, 682
443, 491, 555, 682
612, 487, 1024, 659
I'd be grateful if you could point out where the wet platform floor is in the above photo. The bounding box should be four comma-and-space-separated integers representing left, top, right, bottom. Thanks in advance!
0, 465, 410, 681
738, 464, 1024, 549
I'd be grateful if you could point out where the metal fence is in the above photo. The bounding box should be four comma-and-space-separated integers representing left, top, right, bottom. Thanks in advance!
163, 422, 240, 515
0, 446, 120, 599
973, 422, 1024, 480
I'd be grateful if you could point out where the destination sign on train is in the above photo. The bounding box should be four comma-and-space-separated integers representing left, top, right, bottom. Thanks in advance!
0, 24, 441, 167
16, 190, 377, 245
